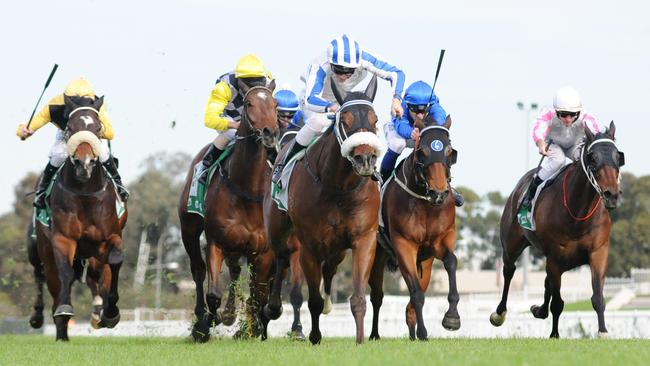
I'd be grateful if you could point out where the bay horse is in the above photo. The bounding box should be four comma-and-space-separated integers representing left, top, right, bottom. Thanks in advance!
490, 122, 624, 338
35, 95, 128, 341
178, 80, 279, 342
263, 76, 382, 344
368, 116, 460, 340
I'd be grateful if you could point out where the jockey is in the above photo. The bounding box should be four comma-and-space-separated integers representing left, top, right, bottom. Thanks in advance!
16, 77, 129, 208
271, 34, 406, 183
380, 80, 464, 207
199, 54, 274, 185
521, 86, 604, 210
274, 88, 304, 132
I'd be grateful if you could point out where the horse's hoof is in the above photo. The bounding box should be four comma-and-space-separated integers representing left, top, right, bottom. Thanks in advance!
308, 330, 322, 345
550, 332, 560, 339
322, 295, 332, 315
90, 313, 101, 329
489, 311, 506, 327
369, 333, 380, 341
191, 320, 211, 343
29, 312, 44, 329
263, 304, 283, 320
54, 304, 74, 318
416, 327, 428, 341
530, 305, 548, 319
442, 314, 461, 331
97, 310, 120, 329
289, 329, 306, 341
598, 332, 609, 339
220, 311, 237, 326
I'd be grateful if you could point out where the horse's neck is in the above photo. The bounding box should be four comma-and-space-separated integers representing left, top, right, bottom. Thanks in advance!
401, 156, 425, 194
228, 137, 268, 190
312, 131, 364, 190
564, 163, 601, 216
61, 162, 106, 194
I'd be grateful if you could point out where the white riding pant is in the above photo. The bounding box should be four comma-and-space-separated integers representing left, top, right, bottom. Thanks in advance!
49, 130, 110, 167
212, 128, 237, 150
538, 143, 580, 180
383, 120, 407, 154
295, 111, 332, 146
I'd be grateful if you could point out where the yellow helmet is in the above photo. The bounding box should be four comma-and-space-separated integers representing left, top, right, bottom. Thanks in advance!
64, 77, 95, 98
235, 54, 268, 78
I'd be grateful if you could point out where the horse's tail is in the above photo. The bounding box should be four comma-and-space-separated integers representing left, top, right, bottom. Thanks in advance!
377, 228, 399, 272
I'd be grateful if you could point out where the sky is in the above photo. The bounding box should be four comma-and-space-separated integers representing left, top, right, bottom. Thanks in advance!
1, 0, 648, 214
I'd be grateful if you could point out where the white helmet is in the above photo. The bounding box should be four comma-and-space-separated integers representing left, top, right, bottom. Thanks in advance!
553, 86, 582, 113
327, 34, 362, 68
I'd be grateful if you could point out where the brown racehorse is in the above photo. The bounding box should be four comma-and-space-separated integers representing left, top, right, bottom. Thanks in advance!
368, 117, 460, 340
35, 95, 128, 341
263, 76, 381, 344
178, 80, 279, 342
490, 122, 624, 338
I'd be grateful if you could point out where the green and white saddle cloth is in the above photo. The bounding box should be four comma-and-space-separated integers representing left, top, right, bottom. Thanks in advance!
270, 148, 309, 212
187, 144, 235, 217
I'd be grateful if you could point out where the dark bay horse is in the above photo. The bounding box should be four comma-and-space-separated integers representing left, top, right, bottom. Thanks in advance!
263, 76, 381, 344
490, 122, 624, 338
178, 80, 279, 342
35, 96, 128, 341
368, 117, 460, 340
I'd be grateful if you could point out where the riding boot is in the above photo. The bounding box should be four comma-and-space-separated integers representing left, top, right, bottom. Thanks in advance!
379, 149, 399, 186
272, 140, 304, 184
198, 144, 224, 186
379, 168, 392, 186
102, 157, 130, 201
34, 163, 59, 209
521, 176, 543, 210
451, 187, 465, 207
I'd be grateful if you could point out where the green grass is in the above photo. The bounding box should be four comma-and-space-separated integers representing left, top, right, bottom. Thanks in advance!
1, 336, 649, 366
563, 298, 610, 312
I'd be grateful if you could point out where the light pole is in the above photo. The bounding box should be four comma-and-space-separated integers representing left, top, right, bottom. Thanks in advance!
516, 101, 538, 299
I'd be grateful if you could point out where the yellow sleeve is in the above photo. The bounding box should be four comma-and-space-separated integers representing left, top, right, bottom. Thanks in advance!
204, 81, 233, 131
16, 95, 63, 137
98, 104, 114, 140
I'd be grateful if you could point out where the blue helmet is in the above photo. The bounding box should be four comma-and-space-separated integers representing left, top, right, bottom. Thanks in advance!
274, 89, 300, 112
327, 34, 362, 68
404, 81, 434, 106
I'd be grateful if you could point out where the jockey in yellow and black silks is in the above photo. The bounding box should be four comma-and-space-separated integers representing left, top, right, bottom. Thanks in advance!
16, 77, 129, 208
197, 54, 274, 184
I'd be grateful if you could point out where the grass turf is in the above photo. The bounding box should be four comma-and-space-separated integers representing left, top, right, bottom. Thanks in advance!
1, 336, 649, 366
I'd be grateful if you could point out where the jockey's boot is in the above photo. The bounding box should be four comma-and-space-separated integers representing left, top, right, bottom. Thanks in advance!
521, 176, 543, 210
198, 144, 224, 186
451, 187, 465, 207
34, 163, 59, 209
103, 157, 130, 201
271, 140, 304, 184
380, 167, 392, 186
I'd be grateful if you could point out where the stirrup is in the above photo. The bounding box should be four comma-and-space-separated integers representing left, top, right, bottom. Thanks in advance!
33, 192, 47, 209
271, 165, 284, 184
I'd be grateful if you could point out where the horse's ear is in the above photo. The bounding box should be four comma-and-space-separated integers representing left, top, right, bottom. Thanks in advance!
607, 120, 616, 138
267, 79, 276, 93
237, 78, 250, 95
364, 74, 378, 102
449, 148, 458, 166
444, 114, 452, 129
93, 95, 104, 110
584, 124, 595, 142
64, 94, 77, 110
330, 76, 345, 105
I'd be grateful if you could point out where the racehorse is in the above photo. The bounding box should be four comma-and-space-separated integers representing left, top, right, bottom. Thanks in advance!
35, 95, 128, 341
263, 76, 382, 344
368, 116, 460, 340
490, 122, 624, 338
178, 80, 279, 342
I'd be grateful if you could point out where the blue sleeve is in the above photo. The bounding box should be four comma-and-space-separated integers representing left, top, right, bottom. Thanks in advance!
305, 66, 331, 110
292, 110, 305, 127
393, 116, 413, 139
361, 51, 406, 98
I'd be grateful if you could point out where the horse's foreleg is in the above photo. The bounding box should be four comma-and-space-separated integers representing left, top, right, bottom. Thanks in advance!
547, 261, 564, 338
181, 224, 206, 320
50, 233, 77, 341
98, 235, 123, 329
90, 263, 110, 329
264, 251, 290, 322
531, 276, 551, 319
368, 244, 386, 341
322, 252, 345, 315
393, 235, 426, 341
29, 257, 46, 329
301, 248, 324, 345
491, 229, 527, 327
205, 243, 225, 323
249, 250, 275, 340
590, 245, 609, 337
350, 232, 376, 344
221, 255, 241, 326
441, 249, 461, 331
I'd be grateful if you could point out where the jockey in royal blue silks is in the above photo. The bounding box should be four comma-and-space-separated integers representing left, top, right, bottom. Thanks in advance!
379, 80, 464, 207
274, 88, 305, 132
271, 34, 406, 184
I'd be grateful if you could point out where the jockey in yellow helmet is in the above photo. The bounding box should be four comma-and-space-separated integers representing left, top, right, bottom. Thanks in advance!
16, 77, 128, 208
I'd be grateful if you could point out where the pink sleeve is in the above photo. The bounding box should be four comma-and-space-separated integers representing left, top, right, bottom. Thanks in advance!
532, 110, 552, 143
583, 113, 602, 134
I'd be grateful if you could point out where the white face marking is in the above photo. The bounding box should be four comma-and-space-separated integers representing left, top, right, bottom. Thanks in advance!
257, 91, 267, 100
80, 115, 94, 127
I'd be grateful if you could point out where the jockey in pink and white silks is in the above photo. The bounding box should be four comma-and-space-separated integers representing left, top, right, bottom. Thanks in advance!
521, 86, 604, 210
271, 34, 406, 183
